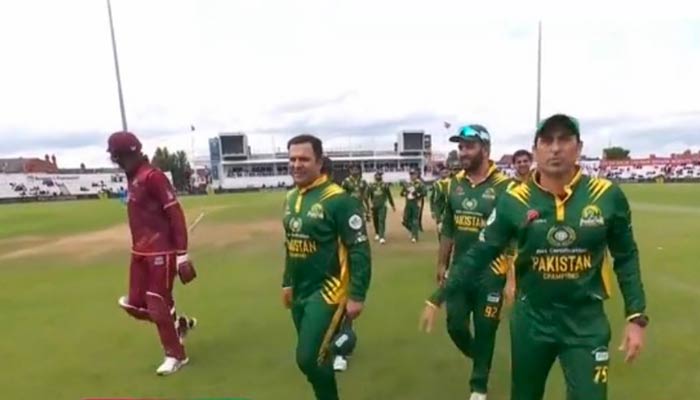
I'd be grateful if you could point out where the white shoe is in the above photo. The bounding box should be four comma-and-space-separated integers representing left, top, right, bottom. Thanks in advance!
411, 238, 417, 243
156, 356, 189, 376
333, 355, 348, 372
469, 393, 487, 400
374, 234, 380, 241
379, 238, 386, 244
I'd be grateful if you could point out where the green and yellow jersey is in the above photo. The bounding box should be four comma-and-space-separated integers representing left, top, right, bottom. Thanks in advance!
428, 164, 512, 305
445, 168, 646, 320
282, 175, 372, 304
368, 181, 394, 209
430, 177, 450, 220
400, 178, 427, 202
341, 175, 369, 208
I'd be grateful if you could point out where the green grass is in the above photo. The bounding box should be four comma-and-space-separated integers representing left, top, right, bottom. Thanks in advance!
1, 184, 699, 400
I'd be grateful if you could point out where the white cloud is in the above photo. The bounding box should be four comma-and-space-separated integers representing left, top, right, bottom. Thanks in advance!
0, 0, 698, 167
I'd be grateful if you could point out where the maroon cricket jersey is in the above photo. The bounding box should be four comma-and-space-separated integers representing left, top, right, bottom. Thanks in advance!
127, 163, 181, 255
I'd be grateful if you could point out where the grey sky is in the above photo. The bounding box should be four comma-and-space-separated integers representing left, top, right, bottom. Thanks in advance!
0, 0, 698, 168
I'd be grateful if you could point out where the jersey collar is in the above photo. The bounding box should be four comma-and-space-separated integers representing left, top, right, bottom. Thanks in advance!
298, 174, 328, 194
459, 161, 498, 187
532, 167, 583, 221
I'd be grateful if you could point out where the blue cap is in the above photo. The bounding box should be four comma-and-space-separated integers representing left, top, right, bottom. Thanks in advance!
449, 124, 491, 143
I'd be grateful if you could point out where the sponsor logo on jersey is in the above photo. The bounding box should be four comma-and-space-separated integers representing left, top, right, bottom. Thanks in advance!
580, 204, 605, 227
289, 217, 303, 233
349, 214, 363, 230
546, 225, 577, 247
153, 256, 165, 266
592, 347, 610, 362
487, 292, 501, 303
482, 187, 496, 200
307, 203, 324, 219
462, 198, 478, 210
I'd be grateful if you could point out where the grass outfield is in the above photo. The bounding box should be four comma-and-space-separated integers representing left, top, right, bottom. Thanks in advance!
1, 183, 698, 400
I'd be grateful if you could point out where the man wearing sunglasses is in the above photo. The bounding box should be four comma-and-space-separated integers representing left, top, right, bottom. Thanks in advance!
438, 114, 648, 400
107, 131, 198, 376
419, 124, 513, 400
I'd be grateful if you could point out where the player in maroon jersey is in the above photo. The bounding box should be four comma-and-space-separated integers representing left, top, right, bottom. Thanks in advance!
108, 131, 198, 376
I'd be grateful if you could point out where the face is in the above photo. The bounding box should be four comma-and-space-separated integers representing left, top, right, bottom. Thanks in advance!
513, 155, 533, 177
289, 142, 322, 186
110, 151, 141, 175
458, 140, 487, 173
440, 169, 450, 179
375, 174, 382, 182
351, 167, 361, 177
534, 129, 582, 177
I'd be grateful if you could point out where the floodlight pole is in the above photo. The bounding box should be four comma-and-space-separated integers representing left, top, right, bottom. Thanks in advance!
107, 0, 128, 131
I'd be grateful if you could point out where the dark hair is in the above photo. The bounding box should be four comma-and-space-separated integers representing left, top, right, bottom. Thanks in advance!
321, 156, 332, 174
512, 149, 533, 163
287, 134, 323, 161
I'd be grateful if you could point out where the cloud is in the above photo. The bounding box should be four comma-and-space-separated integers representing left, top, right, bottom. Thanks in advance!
0, 1, 698, 168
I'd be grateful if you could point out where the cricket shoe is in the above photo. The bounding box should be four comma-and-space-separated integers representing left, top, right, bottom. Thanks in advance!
411, 237, 417, 243
379, 238, 386, 244
176, 315, 197, 343
374, 234, 380, 241
469, 392, 487, 400
333, 355, 348, 372
156, 356, 189, 376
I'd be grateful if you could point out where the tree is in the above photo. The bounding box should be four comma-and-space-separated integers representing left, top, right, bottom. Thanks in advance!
446, 150, 459, 165
151, 147, 192, 192
603, 146, 630, 160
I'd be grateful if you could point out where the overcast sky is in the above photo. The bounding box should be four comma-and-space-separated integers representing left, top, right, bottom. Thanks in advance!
0, 0, 698, 168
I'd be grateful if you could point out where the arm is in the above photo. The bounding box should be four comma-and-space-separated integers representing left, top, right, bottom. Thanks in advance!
443, 197, 516, 297
147, 171, 187, 253
336, 196, 372, 302
385, 184, 395, 209
607, 186, 646, 320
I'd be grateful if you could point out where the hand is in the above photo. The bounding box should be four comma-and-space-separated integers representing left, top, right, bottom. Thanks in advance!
346, 299, 364, 319
282, 287, 293, 309
419, 302, 439, 333
176, 253, 197, 284
436, 265, 447, 286
619, 321, 645, 363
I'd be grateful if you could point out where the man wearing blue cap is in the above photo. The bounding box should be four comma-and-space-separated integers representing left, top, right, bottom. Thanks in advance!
419, 124, 513, 400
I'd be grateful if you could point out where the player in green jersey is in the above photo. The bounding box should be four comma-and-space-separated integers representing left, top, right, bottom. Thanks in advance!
342, 164, 371, 221
441, 114, 648, 400
282, 134, 372, 400
401, 168, 427, 242
418, 124, 512, 400
367, 171, 395, 244
512, 149, 533, 183
503, 149, 534, 305
430, 165, 451, 241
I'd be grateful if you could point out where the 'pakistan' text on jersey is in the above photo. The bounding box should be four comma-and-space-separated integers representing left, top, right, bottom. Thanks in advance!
445, 169, 646, 319
282, 175, 372, 304
428, 165, 512, 305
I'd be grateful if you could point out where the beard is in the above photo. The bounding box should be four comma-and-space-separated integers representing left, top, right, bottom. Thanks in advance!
461, 151, 485, 174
